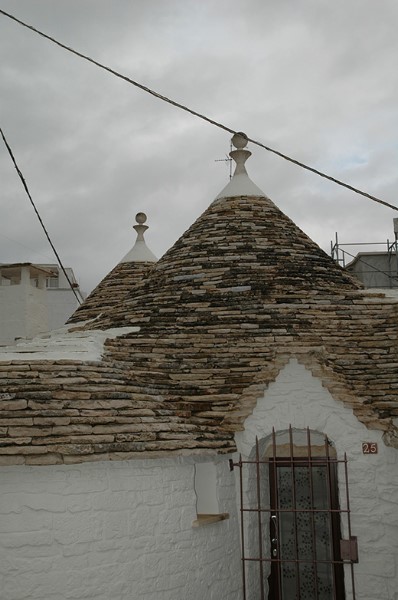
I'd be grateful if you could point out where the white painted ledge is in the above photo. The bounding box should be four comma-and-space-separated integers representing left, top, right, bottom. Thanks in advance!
0, 324, 139, 361
192, 513, 230, 527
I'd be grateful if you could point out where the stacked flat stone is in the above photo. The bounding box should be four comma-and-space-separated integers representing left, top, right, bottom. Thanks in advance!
1, 139, 397, 466
69, 213, 157, 324
68, 261, 155, 324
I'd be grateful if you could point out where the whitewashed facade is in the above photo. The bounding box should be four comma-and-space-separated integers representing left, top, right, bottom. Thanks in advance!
0, 263, 83, 345
1, 360, 397, 599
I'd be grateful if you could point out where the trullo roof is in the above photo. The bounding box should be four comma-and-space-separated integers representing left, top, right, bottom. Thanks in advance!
0, 134, 397, 466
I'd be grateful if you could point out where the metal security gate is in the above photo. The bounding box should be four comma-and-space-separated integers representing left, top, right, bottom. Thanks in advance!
230, 427, 358, 600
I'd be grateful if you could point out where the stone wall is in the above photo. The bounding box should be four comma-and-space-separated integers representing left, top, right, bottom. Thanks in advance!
0, 456, 241, 600
236, 359, 398, 600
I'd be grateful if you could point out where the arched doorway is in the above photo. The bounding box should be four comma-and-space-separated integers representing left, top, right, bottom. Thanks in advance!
231, 427, 357, 599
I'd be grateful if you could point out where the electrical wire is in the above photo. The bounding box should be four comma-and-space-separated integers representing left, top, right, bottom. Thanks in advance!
0, 126, 82, 304
0, 8, 397, 213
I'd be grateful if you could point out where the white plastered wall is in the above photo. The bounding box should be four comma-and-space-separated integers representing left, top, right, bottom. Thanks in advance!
46, 288, 80, 330
235, 358, 398, 600
0, 456, 241, 600
0, 282, 48, 345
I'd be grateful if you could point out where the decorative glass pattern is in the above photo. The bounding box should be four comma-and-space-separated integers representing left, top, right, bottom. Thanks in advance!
277, 464, 333, 600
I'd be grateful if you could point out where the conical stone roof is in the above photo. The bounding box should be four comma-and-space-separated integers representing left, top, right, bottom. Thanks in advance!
74, 132, 362, 331
0, 135, 397, 466
69, 213, 157, 324
92, 190, 362, 331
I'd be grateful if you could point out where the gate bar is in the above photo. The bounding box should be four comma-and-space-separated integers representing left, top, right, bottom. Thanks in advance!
255, 437, 265, 600
307, 427, 320, 599
289, 425, 302, 597
344, 453, 357, 599
238, 454, 247, 600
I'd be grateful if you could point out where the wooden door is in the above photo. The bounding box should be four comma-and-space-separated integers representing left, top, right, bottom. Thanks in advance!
268, 459, 345, 600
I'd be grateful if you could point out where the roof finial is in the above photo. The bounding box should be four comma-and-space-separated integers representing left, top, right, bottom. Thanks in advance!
231, 132, 248, 149
133, 212, 148, 242
214, 132, 266, 201
230, 132, 251, 177
119, 212, 157, 264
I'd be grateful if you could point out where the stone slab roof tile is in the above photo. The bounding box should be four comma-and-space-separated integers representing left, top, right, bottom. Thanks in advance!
86, 195, 362, 330
0, 286, 397, 465
68, 212, 157, 325
0, 193, 397, 464
68, 261, 155, 324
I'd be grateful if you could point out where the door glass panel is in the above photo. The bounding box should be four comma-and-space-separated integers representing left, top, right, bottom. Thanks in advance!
277, 464, 334, 600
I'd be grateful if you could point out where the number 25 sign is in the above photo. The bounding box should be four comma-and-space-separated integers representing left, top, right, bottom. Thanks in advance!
362, 442, 378, 454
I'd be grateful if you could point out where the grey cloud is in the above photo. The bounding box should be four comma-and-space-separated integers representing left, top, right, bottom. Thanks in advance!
1, 0, 397, 294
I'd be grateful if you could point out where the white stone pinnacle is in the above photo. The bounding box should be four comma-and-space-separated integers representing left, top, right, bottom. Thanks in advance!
119, 212, 157, 263
214, 132, 266, 201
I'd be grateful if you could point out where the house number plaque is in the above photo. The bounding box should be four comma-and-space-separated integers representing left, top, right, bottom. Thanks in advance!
362, 442, 378, 454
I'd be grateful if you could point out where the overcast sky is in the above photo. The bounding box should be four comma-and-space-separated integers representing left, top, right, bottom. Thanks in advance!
1, 0, 397, 294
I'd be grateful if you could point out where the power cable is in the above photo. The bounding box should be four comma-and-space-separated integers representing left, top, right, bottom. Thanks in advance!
0, 126, 82, 304
1, 8, 397, 213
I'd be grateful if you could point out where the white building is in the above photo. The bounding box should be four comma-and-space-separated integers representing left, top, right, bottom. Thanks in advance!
0, 135, 397, 600
0, 262, 84, 345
